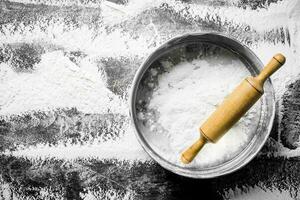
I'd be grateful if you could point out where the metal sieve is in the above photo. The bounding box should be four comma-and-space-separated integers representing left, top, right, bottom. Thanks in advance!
129, 33, 275, 178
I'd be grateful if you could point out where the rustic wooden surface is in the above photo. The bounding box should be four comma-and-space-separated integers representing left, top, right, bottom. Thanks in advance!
0, 0, 299, 199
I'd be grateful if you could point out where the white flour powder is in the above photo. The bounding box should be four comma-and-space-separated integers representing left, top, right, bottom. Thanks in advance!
140, 55, 261, 168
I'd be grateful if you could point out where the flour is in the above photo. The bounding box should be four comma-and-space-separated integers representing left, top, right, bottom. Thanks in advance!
0, 51, 126, 116
139, 55, 261, 168
1, 0, 297, 164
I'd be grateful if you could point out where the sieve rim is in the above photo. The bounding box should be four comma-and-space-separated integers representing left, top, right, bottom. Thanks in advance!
129, 32, 275, 179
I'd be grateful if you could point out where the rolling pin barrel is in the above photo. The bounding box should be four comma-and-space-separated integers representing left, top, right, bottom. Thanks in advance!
181, 54, 286, 164
200, 78, 262, 143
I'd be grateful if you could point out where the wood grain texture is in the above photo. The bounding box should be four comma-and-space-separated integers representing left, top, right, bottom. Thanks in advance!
0, 0, 298, 200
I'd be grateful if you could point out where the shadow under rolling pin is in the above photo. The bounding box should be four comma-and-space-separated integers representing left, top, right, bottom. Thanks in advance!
181, 54, 286, 164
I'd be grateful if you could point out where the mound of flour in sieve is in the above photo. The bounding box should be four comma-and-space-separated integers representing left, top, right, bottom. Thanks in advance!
142, 56, 261, 168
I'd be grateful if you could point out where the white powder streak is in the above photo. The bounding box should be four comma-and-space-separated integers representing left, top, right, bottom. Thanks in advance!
164, 0, 290, 32
0, 25, 154, 58
5, 124, 150, 162
8, 0, 290, 32
2, 0, 291, 57
81, 188, 135, 200
0, 50, 151, 162
0, 51, 126, 116
224, 186, 294, 200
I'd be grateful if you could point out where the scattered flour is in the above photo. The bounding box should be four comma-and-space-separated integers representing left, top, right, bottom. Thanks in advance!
0, 51, 126, 116
139, 55, 261, 168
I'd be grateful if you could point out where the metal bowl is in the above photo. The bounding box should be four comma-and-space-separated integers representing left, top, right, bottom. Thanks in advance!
129, 33, 275, 178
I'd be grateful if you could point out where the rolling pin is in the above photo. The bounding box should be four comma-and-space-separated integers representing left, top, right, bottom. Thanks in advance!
181, 53, 286, 164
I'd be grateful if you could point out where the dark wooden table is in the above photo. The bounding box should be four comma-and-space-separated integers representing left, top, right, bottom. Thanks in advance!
0, 0, 299, 199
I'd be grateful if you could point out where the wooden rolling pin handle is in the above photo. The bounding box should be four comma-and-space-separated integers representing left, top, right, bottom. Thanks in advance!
256, 53, 286, 84
181, 136, 207, 164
